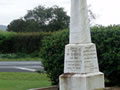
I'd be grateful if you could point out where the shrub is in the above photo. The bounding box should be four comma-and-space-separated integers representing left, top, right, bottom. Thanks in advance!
0, 31, 15, 53
0, 32, 51, 55
40, 30, 69, 85
11, 32, 51, 54
0, 31, 15, 43
91, 25, 120, 85
40, 25, 120, 85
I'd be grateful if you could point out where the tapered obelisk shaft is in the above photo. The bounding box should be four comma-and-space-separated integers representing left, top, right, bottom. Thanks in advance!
70, 0, 91, 44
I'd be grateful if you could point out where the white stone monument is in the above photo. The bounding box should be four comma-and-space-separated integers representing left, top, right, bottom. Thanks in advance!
59, 0, 105, 90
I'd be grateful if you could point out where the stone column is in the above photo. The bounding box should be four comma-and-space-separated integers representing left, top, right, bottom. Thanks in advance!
59, 0, 105, 90
70, 0, 91, 44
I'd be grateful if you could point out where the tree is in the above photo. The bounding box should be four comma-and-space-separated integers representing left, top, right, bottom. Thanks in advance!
24, 5, 70, 32
7, 5, 95, 32
47, 6, 69, 31
7, 5, 70, 32
7, 19, 26, 32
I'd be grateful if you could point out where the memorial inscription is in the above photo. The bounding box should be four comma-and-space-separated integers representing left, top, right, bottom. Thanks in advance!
64, 46, 82, 73
60, 0, 104, 89
64, 44, 99, 73
83, 44, 99, 73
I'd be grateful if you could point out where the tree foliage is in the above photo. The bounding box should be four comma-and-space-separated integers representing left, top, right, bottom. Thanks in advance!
7, 19, 26, 32
7, 5, 70, 32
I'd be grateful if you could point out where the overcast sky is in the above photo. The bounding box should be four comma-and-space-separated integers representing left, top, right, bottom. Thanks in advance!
0, 0, 120, 26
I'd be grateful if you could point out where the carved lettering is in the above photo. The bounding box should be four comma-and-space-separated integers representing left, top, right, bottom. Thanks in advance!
65, 46, 82, 72
64, 44, 99, 73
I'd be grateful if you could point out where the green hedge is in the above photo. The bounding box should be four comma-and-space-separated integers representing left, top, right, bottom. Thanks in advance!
0, 31, 15, 43
12, 32, 51, 54
0, 31, 15, 53
40, 25, 120, 85
40, 30, 68, 85
0, 32, 51, 56
92, 25, 120, 86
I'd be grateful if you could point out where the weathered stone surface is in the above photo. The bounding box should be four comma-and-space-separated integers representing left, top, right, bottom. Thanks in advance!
64, 43, 99, 73
95, 87, 120, 90
59, 0, 105, 89
70, 0, 91, 44
59, 72, 104, 90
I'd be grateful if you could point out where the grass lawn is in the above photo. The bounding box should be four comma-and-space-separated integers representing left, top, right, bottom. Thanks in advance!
0, 72, 51, 90
0, 57, 42, 61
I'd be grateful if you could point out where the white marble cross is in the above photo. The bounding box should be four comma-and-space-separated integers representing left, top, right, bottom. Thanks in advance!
70, 0, 91, 44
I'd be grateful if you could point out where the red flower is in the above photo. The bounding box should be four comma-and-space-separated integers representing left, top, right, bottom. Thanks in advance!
54, 46, 56, 48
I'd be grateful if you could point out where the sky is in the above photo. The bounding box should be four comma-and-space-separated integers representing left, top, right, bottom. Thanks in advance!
0, 0, 120, 26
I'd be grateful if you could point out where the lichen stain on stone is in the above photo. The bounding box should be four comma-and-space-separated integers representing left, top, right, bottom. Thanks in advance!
61, 73, 76, 78
60, 73, 75, 90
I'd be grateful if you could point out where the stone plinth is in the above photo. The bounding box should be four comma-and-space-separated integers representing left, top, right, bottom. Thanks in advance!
59, 43, 105, 90
59, 72, 104, 90
64, 43, 99, 73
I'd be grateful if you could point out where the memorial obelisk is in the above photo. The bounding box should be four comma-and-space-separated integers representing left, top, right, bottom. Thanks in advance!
59, 0, 105, 90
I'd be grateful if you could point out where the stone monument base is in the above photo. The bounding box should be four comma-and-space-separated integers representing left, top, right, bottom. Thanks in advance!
59, 72, 104, 90
64, 43, 100, 74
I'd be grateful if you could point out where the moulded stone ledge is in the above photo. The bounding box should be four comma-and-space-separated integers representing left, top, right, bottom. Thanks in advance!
95, 87, 120, 90
95, 88, 107, 90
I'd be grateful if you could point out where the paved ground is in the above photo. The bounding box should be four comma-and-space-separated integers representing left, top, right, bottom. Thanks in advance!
0, 61, 44, 72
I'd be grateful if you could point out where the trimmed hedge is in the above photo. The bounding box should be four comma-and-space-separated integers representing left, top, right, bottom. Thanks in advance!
40, 30, 69, 85
40, 25, 120, 85
0, 31, 15, 53
0, 32, 51, 56
12, 32, 51, 54
92, 25, 120, 85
